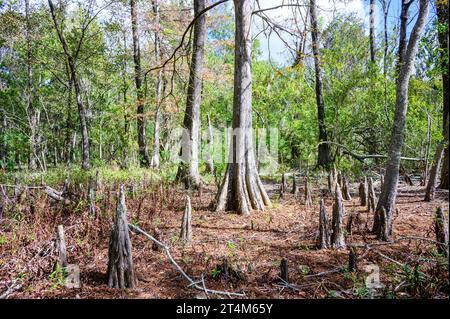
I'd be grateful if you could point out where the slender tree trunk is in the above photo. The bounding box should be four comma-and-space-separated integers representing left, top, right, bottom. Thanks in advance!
424, 142, 445, 202
150, 0, 162, 168
48, 0, 90, 170
309, 0, 331, 167
437, 2, 449, 190
177, 0, 206, 189
130, 0, 150, 167
369, 0, 376, 63
381, 0, 391, 124
0, 109, 6, 169
205, 114, 214, 174
25, 0, 39, 171
375, 0, 429, 240
215, 0, 271, 215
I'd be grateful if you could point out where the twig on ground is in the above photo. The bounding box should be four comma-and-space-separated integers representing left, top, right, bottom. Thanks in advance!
128, 223, 245, 297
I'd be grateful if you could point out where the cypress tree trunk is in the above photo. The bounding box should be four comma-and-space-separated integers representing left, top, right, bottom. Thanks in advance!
150, 0, 163, 169
48, 0, 90, 170
214, 0, 271, 215
375, 0, 429, 240
309, 0, 331, 167
369, 0, 376, 63
437, 2, 449, 190
130, 0, 150, 167
177, 0, 206, 189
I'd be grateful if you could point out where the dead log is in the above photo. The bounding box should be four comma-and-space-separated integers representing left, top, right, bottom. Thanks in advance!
280, 258, 289, 283
317, 198, 330, 249
56, 225, 67, 268
367, 177, 376, 213
434, 206, 449, 257
180, 196, 192, 243
107, 185, 136, 289
358, 177, 368, 206
342, 174, 352, 200
44, 186, 71, 205
331, 183, 346, 249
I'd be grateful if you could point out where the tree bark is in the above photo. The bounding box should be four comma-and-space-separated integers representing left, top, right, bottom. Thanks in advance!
434, 206, 449, 257
107, 185, 136, 289
25, 0, 40, 171
424, 142, 445, 202
49, 0, 90, 170
436, 2, 449, 190
375, 0, 429, 240
317, 198, 330, 249
331, 183, 346, 249
205, 114, 214, 174
359, 177, 368, 206
369, 0, 376, 63
309, 0, 331, 167
130, 0, 150, 167
150, 0, 163, 168
214, 0, 271, 215
180, 196, 192, 243
177, 0, 206, 189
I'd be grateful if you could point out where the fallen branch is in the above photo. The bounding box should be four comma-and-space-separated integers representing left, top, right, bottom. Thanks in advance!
128, 223, 245, 297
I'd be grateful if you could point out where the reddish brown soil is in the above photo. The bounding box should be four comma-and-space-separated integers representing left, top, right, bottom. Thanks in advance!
0, 178, 448, 299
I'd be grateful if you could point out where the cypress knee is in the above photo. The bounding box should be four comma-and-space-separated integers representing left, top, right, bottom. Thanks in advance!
331, 183, 346, 249
107, 185, 136, 289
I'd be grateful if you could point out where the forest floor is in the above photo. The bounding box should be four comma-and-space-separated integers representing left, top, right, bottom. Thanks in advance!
0, 176, 448, 299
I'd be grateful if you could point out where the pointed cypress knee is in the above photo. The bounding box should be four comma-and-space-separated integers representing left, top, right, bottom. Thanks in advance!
304, 177, 312, 208
342, 174, 352, 200
434, 206, 449, 257
317, 198, 330, 249
280, 258, 289, 283
367, 177, 376, 213
107, 185, 136, 289
331, 183, 346, 249
359, 177, 368, 206
180, 195, 192, 243
348, 247, 357, 272
56, 225, 67, 269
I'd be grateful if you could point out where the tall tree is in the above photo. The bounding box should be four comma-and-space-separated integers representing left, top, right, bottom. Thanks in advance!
130, 0, 150, 167
150, 0, 163, 168
373, 0, 429, 240
369, 0, 376, 63
215, 0, 271, 214
436, 1, 449, 190
177, 0, 206, 189
309, 0, 331, 167
48, 0, 90, 170
25, 0, 40, 170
